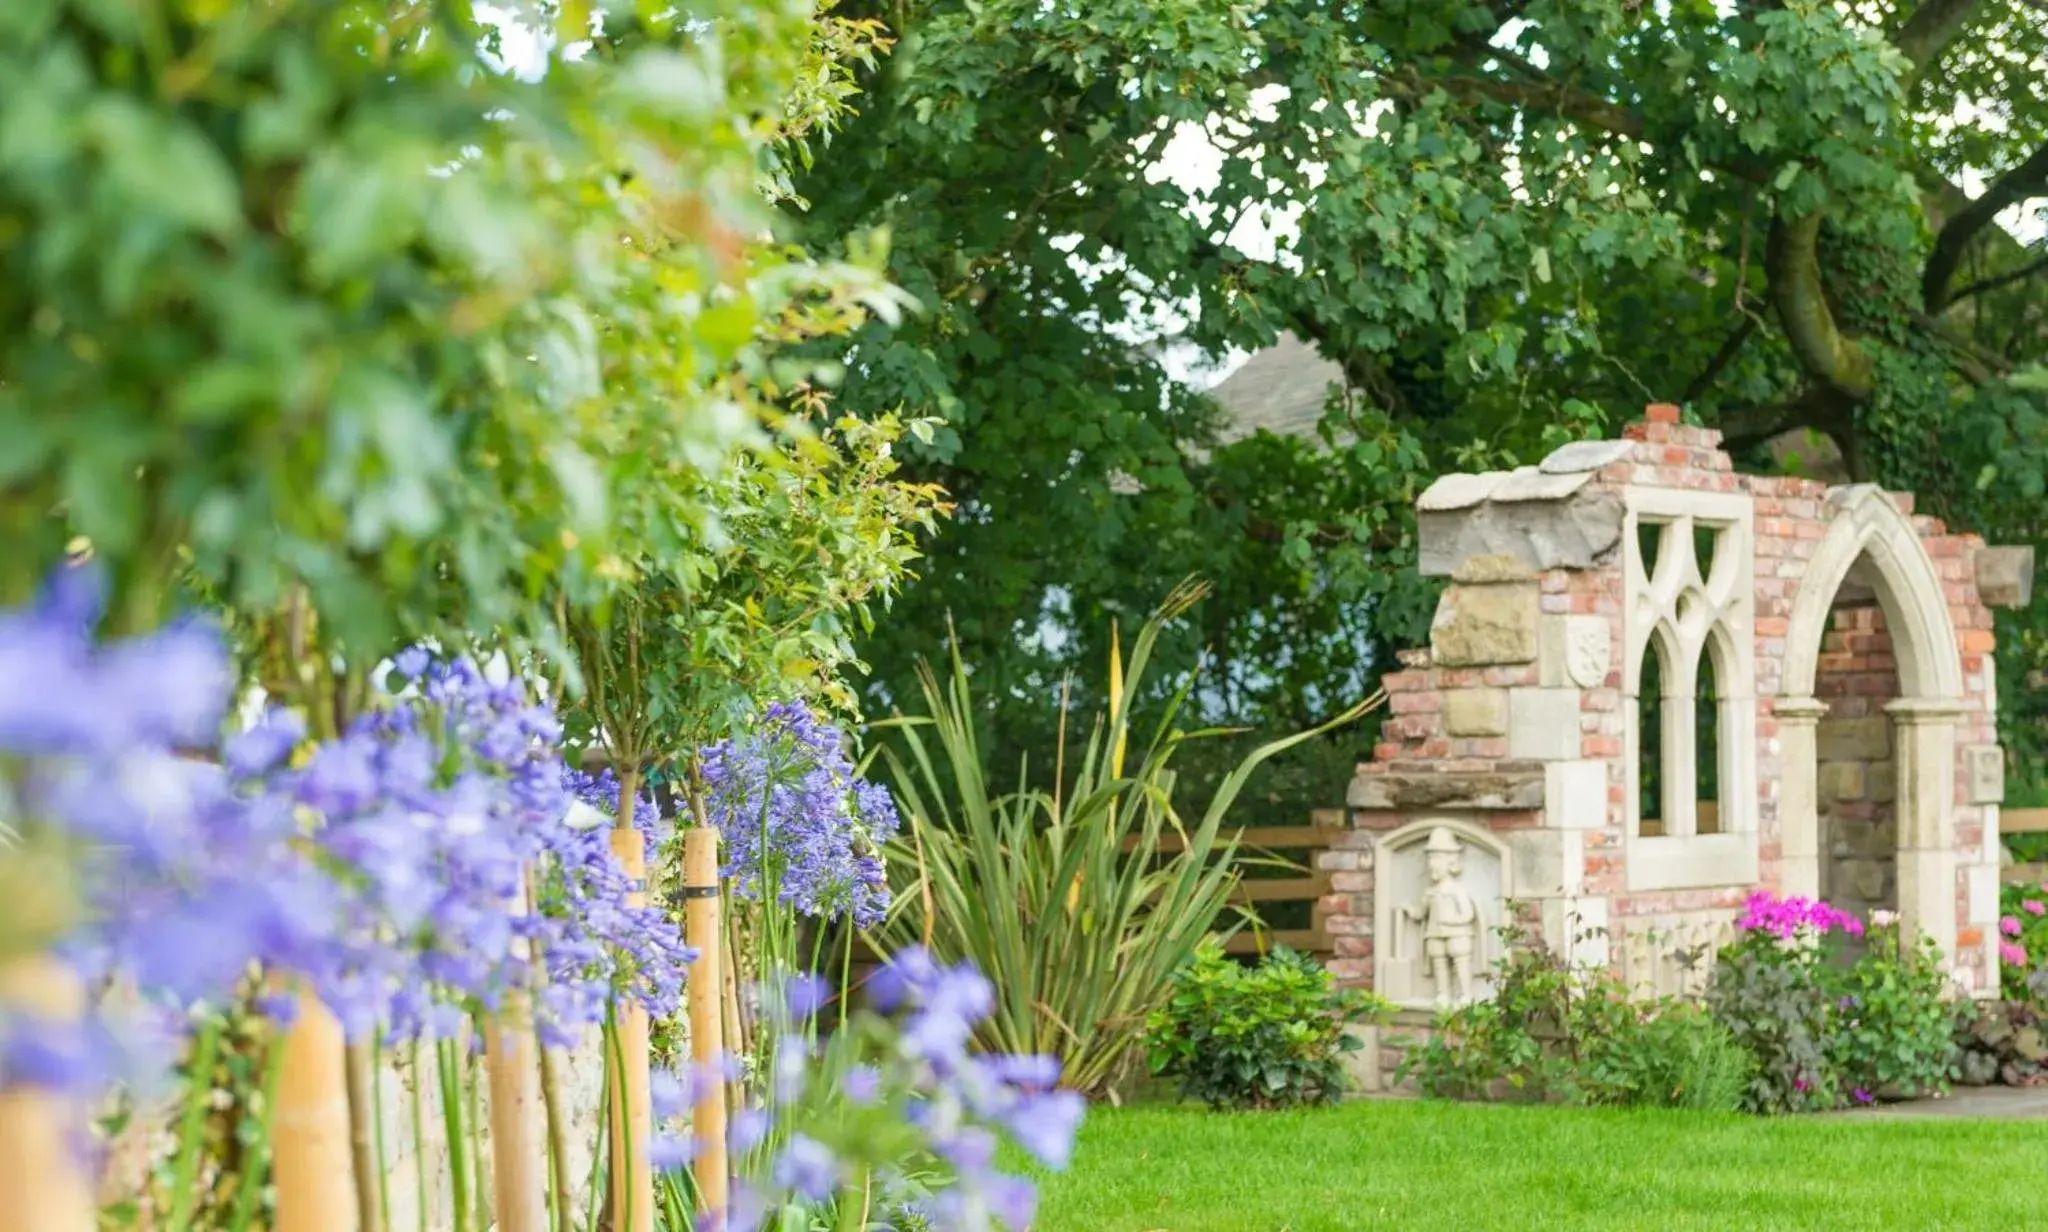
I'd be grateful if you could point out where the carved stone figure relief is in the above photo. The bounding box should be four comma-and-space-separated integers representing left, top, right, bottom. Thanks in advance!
1374, 819, 1510, 1009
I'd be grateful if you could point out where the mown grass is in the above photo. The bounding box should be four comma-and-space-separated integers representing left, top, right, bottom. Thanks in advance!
1030, 1098, 2048, 1230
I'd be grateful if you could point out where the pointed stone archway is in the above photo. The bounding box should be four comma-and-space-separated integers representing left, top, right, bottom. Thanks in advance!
1779, 486, 1964, 957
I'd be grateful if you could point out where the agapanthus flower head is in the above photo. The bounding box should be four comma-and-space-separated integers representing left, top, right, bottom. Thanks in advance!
704, 702, 899, 926
0, 567, 326, 1093
685, 948, 1079, 1231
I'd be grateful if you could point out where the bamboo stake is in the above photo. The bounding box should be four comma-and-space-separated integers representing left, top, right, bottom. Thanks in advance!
605, 826, 654, 1232
682, 827, 728, 1217
0, 954, 92, 1232
486, 875, 546, 1232
271, 985, 355, 1232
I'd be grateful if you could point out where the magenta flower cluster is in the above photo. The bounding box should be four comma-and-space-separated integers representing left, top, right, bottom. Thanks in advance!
1734, 890, 1866, 941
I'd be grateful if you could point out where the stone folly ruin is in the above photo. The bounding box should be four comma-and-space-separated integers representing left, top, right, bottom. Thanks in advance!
1321, 405, 2035, 1039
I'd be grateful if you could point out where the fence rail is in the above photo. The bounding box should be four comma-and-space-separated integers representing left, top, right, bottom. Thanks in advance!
1120, 812, 1344, 959
2000, 806, 2048, 886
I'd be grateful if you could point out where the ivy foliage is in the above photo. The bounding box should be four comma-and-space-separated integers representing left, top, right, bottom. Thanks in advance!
792, 0, 2047, 785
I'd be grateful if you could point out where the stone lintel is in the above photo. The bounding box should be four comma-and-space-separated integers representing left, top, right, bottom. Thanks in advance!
1346, 768, 1546, 812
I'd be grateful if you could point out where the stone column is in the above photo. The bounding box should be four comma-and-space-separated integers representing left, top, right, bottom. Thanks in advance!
1775, 697, 1830, 900
1887, 698, 1966, 962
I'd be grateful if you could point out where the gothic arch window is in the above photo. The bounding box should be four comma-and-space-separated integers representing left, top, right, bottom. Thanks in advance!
1623, 488, 1757, 890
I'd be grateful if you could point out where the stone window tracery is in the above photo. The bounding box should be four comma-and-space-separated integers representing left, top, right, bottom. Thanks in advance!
1623, 488, 1757, 890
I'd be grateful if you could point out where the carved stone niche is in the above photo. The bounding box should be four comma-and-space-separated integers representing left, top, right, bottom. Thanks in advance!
1373, 818, 1513, 1010
1618, 909, 1738, 1000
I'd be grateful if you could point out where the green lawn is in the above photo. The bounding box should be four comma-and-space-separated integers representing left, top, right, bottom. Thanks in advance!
1031, 1099, 2048, 1230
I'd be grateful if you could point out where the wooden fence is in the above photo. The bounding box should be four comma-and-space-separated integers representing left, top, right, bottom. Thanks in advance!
2003, 805, 2048, 884
1125, 809, 1343, 958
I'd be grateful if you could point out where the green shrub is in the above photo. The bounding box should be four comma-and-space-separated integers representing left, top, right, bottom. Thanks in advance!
1705, 929, 1841, 1113
1998, 880, 2048, 1004
1828, 919, 1958, 1101
1399, 924, 1752, 1112
1144, 943, 1389, 1110
1706, 894, 1957, 1112
1592, 1005, 1756, 1112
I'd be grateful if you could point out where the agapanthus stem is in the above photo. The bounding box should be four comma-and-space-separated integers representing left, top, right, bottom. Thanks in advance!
344, 1040, 384, 1232
164, 1013, 225, 1232
536, 1036, 575, 1232
224, 1026, 288, 1232
437, 1037, 470, 1232
371, 1035, 392, 1232
407, 1042, 428, 1232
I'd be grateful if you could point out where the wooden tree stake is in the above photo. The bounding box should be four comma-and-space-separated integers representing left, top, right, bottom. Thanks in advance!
683, 827, 728, 1216
606, 827, 654, 1232
487, 875, 546, 1232
271, 984, 356, 1232
0, 954, 92, 1232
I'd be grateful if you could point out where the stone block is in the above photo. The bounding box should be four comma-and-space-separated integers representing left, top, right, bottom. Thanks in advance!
1340, 1025, 1383, 1093
1967, 862, 2002, 924
1867, 761, 1896, 803
1544, 760, 1609, 830
1540, 897, 1610, 967
1443, 688, 1509, 737
1974, 545, 2036, 609
1492, 466, 1595, 503
1347, 768, 1546, 812
1430, 577, 1539, 666
1418, 471, 1504, 512
1509, 828, 1583, 899
1453, 553, 1536, 584
1963, 745, 2005, 805
1817, 717, 1889, 762
1417, 491, 1626, 578
1508, 687, 1584, 760
1538, 614, 1612, 688
1539, 438, 1635, 475
1817, 761, 1866, 802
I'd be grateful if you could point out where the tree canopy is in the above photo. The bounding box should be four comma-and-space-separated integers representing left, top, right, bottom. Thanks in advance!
791, 0, 2047, 784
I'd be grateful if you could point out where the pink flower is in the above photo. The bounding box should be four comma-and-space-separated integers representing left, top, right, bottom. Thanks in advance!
1869, 909, 1898, 928
2023, 900, 2046, 917
1999, 941, 2028, 967
2002, 915, 2024, 937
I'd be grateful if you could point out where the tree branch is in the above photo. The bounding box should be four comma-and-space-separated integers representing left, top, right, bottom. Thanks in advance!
1716, 387, 1842, 455
1400, 65, 1771, 187
1923, 139, 2048, 313
1891, 0, 1987, 74
1946, 252, 2048, 306
1766, 213, 1875, 400
1681, 316, 1759, 404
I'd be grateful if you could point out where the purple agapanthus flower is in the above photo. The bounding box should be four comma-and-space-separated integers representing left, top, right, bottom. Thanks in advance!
702, 702, 899, 927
